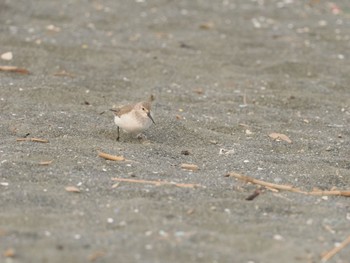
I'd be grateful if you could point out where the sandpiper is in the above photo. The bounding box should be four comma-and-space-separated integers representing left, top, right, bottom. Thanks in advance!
110, 97, 155, 141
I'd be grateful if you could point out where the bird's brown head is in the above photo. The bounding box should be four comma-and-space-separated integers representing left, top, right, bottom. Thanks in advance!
137, 101, 155, 124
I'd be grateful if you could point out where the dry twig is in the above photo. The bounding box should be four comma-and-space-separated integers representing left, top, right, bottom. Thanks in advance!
181, 163, 199, 171
226, 172, 350, 197
3, 248, 15, 258
88, 251, 105, 262
16, 138, 49, 143
111, 177, 203, 188
0, 65, 30, 74
65, 186, 81, 193
97, 151, 125, 161
38, 160, 53, 165
307, 190, 350, 197
321, 234, 350, 262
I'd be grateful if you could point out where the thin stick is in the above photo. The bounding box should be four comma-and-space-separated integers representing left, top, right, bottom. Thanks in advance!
97, 151, 125, 161
111, 177, 203, 188
16, 138, 49, 143
321, 234, 350, 262
227, 172, 305, 193
308, 190, 350, 197
0, 65, 30, 74
227, 172, 350, 197
181, 163, 199, 171
38, 160, 53, 165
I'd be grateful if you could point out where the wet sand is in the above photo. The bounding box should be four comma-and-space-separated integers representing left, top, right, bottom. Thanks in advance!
1, 0, 350, 262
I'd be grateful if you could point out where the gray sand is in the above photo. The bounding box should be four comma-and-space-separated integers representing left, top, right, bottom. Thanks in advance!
1, 0, 350, 262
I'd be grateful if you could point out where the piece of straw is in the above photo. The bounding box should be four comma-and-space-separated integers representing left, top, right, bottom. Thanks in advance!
111, 177, 202, 188
226, 172, 350, 197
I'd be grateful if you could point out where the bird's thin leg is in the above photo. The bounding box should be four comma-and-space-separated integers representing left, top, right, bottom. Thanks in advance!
116, 126, 120, 141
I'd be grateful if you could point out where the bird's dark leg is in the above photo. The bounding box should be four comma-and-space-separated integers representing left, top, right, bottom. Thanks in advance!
116, 126, 120, 141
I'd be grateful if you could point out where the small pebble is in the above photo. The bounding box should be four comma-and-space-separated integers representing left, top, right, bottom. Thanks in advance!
1, 51, 13, 60
159, 230, 168, 237
181, 150, 190, 155
119, 221, 127, 227
245, 129, 253, 135
273, 234, 283, 241
274, 178, 282, 183
306, 219, 313, 225
318, 20, 327, 27
145, 230, 152, 236
145, 244, 153, 250
346, 213, 350, 221
175, 231, 185, 237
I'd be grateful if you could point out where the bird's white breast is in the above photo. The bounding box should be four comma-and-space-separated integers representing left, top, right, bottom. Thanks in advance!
114, 111, 152, 134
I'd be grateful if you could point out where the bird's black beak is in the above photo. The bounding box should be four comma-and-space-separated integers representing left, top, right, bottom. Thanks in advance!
147, 112, 155, 124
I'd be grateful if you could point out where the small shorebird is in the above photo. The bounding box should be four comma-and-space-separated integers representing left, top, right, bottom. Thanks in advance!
110, 96, 155, 141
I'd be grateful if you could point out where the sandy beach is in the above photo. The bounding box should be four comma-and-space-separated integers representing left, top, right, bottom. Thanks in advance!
1, 0, 350, 262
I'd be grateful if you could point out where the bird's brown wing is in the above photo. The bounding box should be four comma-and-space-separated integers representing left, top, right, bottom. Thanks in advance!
110, 103, 135, 117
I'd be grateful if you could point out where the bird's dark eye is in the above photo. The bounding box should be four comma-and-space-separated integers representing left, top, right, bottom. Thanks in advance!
142, 107, 145, 111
